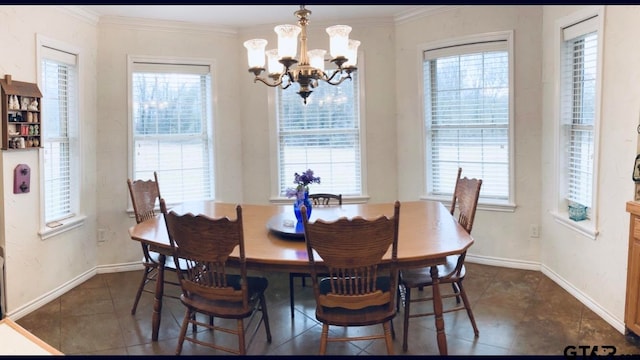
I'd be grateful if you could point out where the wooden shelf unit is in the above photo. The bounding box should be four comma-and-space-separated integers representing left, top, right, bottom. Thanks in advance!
626, 201, 640, 336
0, 74, 42, 150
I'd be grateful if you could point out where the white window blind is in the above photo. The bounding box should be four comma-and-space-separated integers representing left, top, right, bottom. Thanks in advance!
424, 40, 510, 201
131, 62, 214, 203
561, 17, 597, 209
277, 72, 361, 196
41, 46, 77, 223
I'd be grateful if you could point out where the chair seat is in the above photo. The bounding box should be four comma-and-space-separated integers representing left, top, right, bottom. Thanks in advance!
146, 251, 185, 271
400, 255, 465, 287
180, 275, 268, 319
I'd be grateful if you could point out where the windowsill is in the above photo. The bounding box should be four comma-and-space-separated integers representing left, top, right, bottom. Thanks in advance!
422, 194, 517, 212
39, 215, 87, 240
551, 210, 599, 240
269, 195, 371, 205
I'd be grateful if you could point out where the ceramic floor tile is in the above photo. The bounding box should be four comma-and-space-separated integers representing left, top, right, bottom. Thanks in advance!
11, 266, 640, 355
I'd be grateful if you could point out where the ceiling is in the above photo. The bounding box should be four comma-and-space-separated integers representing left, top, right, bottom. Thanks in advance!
78, 5, 435, 29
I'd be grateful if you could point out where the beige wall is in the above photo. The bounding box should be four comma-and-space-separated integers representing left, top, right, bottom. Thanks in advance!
0, 6, 98, 316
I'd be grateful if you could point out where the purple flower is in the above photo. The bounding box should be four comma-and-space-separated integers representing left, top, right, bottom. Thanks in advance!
285, 168, 321, 198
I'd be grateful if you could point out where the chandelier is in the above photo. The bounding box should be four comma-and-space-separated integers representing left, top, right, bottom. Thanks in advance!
243, 5, 360, 104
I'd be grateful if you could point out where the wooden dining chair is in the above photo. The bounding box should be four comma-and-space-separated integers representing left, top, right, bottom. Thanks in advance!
300, 201, 400, 355
127, 171, 182, 315
309, 193, 343, 206
399, 169, 482, 351
162, 199, 272, 355
288, 193, 342, 318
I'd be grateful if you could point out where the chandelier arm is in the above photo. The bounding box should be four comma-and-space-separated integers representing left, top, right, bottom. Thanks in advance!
321, 71, 352, 86
253, 76, 284, 88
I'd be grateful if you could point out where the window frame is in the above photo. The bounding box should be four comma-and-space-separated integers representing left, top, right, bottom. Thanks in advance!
126, 55, 216, 210
552, 6, 604, 240
268, 53, 368, 203
419, 31, 516, 212
36, 34, 86, 240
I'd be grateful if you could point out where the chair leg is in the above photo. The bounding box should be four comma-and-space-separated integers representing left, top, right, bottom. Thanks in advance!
319, 323, 329, 355
259, 293, 272, 342
396, 275, 402, 312
452, 282, 461, 304
175, 308, 191, 355
383, 321, 394, 355
402, 287, 411, 352
131, 265, 154, 315
289, 273, 295, 318
237, 319, 246, 355
457, 280, 479, 337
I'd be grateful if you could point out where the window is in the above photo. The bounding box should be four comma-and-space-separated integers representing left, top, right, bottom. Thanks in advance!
129, 60, 214, 204
560, 16, 599, 217
423, 33, 514, 207
276, 72, 363, 197
40, 45, 79, 226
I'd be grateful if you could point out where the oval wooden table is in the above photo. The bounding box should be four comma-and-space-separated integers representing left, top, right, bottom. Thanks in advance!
129, 200, 474, 355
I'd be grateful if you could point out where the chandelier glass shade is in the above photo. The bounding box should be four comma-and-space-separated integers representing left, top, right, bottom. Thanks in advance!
243, 5, 360, 104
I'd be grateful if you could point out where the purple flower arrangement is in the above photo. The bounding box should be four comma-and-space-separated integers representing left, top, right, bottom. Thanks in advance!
285, 169, 321, 200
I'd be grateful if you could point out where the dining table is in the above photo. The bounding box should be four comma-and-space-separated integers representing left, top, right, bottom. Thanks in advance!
128, 200, 474, 355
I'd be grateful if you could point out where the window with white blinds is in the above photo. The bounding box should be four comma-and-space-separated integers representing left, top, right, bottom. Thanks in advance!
131, 62, 214, 204
560, 17, 598, 210
276, 72, 362, 196
41, 46, 78, 224
424, 40, 511, 202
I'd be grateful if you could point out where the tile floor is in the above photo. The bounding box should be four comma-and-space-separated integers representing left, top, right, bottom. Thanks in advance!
14, 263, 640, 355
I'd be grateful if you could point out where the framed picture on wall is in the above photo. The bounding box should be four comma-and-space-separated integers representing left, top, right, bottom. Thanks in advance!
633, 154, 640, 182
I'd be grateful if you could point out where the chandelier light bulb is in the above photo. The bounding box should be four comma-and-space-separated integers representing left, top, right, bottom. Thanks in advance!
307, 49, 326, 73
274, 24, 301, 59
344, 39, 361, 68
243, 39, 268, 69
265, 49, 283, 75
326, 25, 352, 59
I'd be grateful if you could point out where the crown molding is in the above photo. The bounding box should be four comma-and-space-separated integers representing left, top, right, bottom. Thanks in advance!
97, 15, 238, 37
394, 5, 462, 25
58, 5, 100, 26
60, 5, 461, 36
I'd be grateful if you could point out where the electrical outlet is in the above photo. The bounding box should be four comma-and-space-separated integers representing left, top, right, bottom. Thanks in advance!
529, 224, 540, 238
98, 229, 106, 243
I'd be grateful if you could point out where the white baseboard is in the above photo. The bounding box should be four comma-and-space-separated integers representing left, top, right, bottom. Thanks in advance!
6, 268, 96, 321
466, 253, 541, 271
96, 262, 144, 274
466, 253, 625, 334
5, 261, 143, 322
540, 264, 625, 334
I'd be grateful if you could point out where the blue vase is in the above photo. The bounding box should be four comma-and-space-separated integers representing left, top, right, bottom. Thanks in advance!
293, 191, 312, 223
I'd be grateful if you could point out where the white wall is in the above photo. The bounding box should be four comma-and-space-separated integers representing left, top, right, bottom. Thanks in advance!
0, 6, 98, 317
540, 5, 639, 330
95, 18, 243, 268
1, 5, 638, 336
238, 18, 399, 204
394, 6, 544, 265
